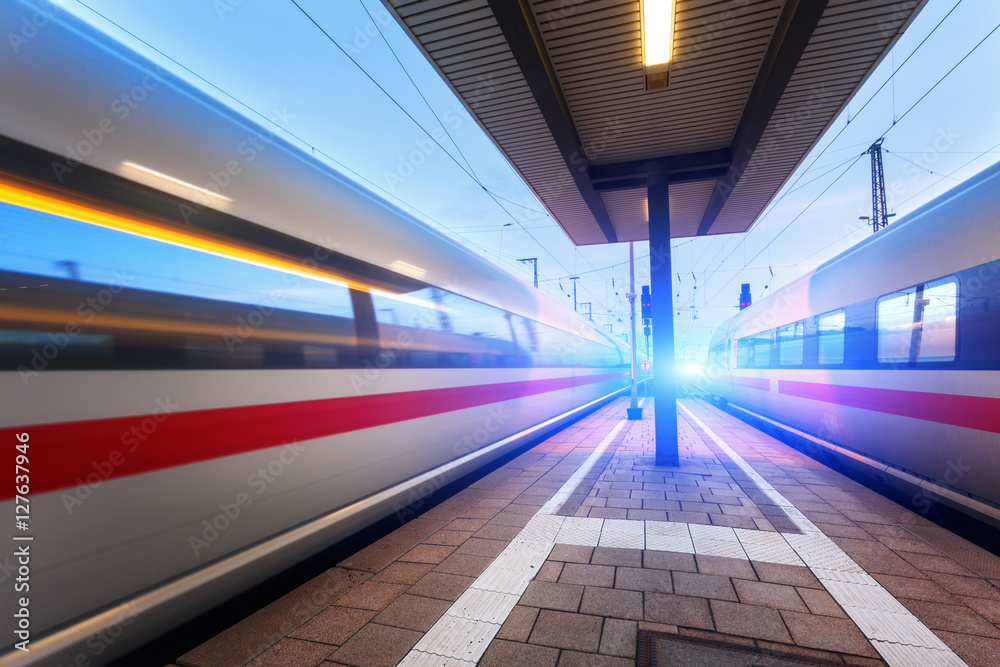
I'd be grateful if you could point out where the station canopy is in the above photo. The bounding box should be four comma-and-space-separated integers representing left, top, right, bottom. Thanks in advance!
385, 0, 926, 244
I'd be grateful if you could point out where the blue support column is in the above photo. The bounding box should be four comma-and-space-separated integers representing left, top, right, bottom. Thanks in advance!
648, 180, 679, 466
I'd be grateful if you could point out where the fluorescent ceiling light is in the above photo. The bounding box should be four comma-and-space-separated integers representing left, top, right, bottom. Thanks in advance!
121, 161, 232, 203
642, 0, 674, 67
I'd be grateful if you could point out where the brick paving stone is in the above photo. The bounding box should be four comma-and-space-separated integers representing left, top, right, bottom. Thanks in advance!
899, 551, 976, 576
927, 571, 1000, 600
521, 581, 585, 612
497, 604, 540, 642
780, 610, 880, 658
406, 571, 474, 601
560, 563, 616, 587
556, 650, 634, 666
643, 550, 697, 572
335, 582, 409, 611
423, 530, 473, 546
809, 522, 872, 540
371, 594, 451, 632
489, 510, 534, 527
844, 549, 926, 578
599, 618, 637, 658
626, 509, 669, 521
326, 624, 421, 667
615, 566, 672, 593
371, 561, 435, 585
933, 630, 1000, 667
474, 523, 522, 541
645, 593, 713, 630
445, 518, 487, 532
710, 600, 792, 643
877, 535, 944, 555
398, 544, 455, 564
588, 507, 629, 519
641, 499, 682, 511
680, 501, 722, 513
871, 572, 958, 603
708, 514, 758, 529
796, 587, 846, 617
529, 609, 604, 652
580, 586, 643, 620
732, 579, 808, 612
591, 547, 642, 567
639, 620, 679, 635
753, 562, 822, 589
673, 572, 737, 601
695, 554, 756, 580
480, 639, 560, 667
549, 544, 594, 563
961, 595, 1000, 624
677, 627, 756, 648
666, 511, 712, 525
536, 560, 563, 582
433, 552, 493, 577
606, 498, 643, 509
899, 598, 1000, 637
291, 607, 377, 645
246, 637, 332, 667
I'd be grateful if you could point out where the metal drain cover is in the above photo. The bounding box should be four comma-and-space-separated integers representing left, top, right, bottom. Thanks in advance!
638, 630, 875, 667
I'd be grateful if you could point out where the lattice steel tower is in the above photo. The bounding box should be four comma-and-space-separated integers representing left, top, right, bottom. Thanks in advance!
868, 138, 889, 232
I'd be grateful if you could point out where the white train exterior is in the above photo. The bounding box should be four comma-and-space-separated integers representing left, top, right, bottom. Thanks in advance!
0, 2, 629, 664
702, 158, 1000, 529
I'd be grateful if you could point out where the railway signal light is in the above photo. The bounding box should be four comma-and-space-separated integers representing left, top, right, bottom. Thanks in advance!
641, 285, 651, 320
739, 283, 751, 310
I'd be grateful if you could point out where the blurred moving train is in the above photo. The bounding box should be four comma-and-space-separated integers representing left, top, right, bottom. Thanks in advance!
702, 158, 1000, 529
0, 2, 629, 664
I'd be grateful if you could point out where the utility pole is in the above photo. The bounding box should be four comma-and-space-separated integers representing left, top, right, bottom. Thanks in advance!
866, 138, 895, 233
517, 258, 538, 288
569, 276, 580, 312
579, 302, 592, 321
626, 242, 642, 420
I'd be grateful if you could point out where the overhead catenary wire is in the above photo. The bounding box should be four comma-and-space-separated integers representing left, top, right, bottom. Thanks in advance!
691, 9, 997, 313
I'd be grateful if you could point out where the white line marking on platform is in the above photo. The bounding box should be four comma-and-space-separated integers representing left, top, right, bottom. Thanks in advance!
400, 419, 626, 666
539, 420, 627, 515
679, 402, 968, 667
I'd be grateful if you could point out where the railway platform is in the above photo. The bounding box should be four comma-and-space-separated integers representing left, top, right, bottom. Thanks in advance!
169, 396, 1000, 667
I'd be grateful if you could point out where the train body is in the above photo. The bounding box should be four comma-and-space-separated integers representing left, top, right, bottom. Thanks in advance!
0, 2, 628, 664
702, 159, 1000, 527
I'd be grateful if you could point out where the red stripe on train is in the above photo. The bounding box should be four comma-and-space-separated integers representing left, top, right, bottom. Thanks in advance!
2, 372, 627, 499
727, 376, 771, 391
777, 380, 1000, 434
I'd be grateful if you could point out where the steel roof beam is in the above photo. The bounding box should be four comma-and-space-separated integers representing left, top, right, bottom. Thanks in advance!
488, 0, 619, 243
696, 0, 830, 236
590, 148, 731, 185
592, 167, 729, 193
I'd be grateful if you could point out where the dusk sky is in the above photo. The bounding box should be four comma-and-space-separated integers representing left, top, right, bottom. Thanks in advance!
66, 0, 1000, 361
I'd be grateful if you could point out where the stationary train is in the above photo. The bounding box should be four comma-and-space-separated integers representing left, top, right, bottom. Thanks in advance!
0, 2, 628, 664
702, 158, 1000, 528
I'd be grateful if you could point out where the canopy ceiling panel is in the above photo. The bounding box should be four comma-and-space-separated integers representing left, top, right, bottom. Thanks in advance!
385, 0, 926, 245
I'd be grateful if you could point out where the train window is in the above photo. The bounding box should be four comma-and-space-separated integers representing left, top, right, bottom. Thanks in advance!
512, 317, 538, 366
752, 331, 773, 368
736, 338, 750, 369
777, 321, 805, 366
372, 287, 450, 331
817, 310, 845, 365
877, 278, 957, 364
